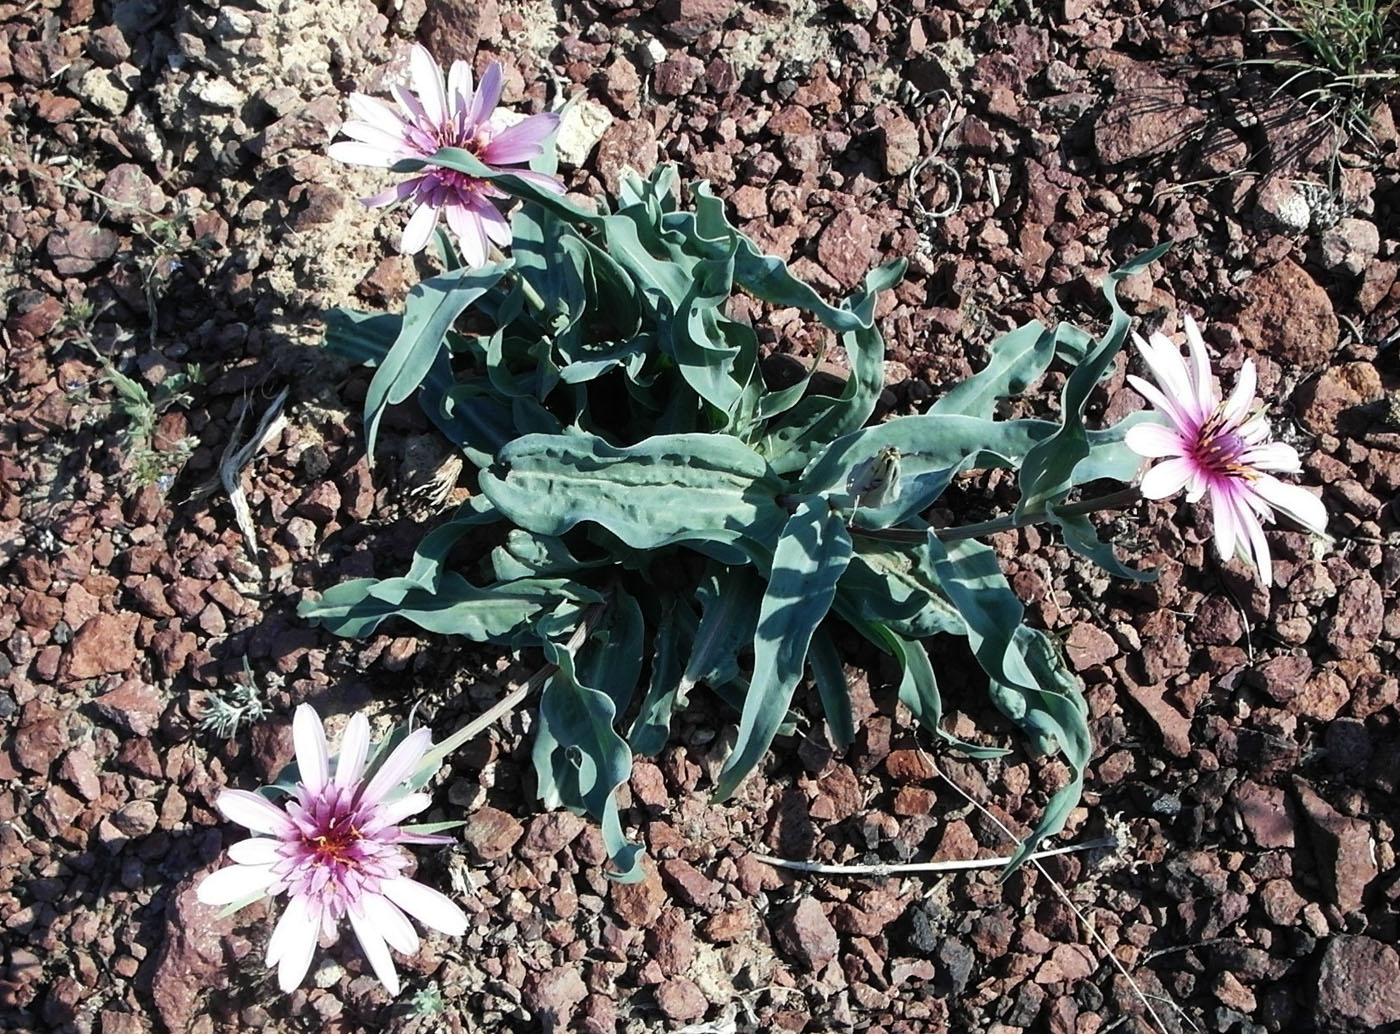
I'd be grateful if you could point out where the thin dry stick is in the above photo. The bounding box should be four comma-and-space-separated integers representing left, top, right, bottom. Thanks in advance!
419, 606, 603, 766
754, 837, 1118, 877
930, 758, 1188, 1034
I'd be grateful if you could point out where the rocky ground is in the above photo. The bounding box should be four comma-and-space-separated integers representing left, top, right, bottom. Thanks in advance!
2, 0, 1398, 1032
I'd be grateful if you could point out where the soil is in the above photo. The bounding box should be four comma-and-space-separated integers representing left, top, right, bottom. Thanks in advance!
2, 1, 1398, 1033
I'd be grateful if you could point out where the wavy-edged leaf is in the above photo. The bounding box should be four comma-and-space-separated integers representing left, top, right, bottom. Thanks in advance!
715, 499, 853, 799
479, 432, 788, 551
845, 616, 1007, 758
807, 630, 854, 748
364, 261, 508, 459
628, 603, 692, 756
922, 533, 1092, 873
297, 573, 596, 643
1015, 244, 1170, 518
536, 643, 644, 881
929, 320, 1055, 418
576, 587, 646, 715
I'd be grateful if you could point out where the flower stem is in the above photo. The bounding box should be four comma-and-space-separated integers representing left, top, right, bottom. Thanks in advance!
488, 244, 548, 314
851, 487, 1142, 544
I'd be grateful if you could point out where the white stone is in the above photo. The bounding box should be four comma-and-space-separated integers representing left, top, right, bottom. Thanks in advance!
555, 99, 614, 167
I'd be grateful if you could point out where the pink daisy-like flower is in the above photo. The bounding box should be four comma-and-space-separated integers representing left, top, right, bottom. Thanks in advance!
328, 44, 564, 260
196, 705, 467, 994
1124, 315, 1327, 586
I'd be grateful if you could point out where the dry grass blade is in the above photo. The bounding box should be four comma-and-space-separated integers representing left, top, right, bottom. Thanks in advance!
214, 386, 290, 561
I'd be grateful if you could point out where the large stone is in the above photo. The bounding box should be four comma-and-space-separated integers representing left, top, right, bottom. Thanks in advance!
1234, 259, 1339, 368
150, 879, 240, 1031
67, 612, 139, 680
1094, 63, 1205, 165
1295, 362, 1383, 435
657, 0, 736, 43
46, 223, 120, 275
773, 897, 839, 971
1294, 780, 1377, 915
419, 0, 501, 61
1314, 936, 1400, 1030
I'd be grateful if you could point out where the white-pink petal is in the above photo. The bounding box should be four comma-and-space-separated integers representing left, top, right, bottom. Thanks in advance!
446, 60, 474, 112
327, 140, 399, 168
293, 705, 330, 794
362, 894, 421, 956
410, 44, 448, 128
481, 114, 559, 165
349, 904, 402, 995
1181, 315, 1218, 412
1252, 476, 1328, 534
1125, 374, 1195, 439
227, 837, 281, 866
336, 713, 371, 789
445, 202, 489, 267
362, 793, 432, 833
381, 877, 468, 936
348, 93, 408, 136
400, 201, 441, 255
197, 863, 276, 905
272, 897, 322, 992
217, 789, 295, 837
469, 62, 504, 127
1139, 457, 1196, 500
1220, 357, 1257, 426
1242, 441, 1301, 473
1124, 422, 1188, 459
362, 728, 434, 807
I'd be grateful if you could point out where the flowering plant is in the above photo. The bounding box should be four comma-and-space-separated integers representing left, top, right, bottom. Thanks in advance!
1124, 316, 1328, 585
197, 705, 466, 994
302, 50, 1327, 884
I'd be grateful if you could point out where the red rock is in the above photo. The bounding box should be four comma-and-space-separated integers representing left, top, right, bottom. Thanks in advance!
1258, 878, 1306, 925
1235, 259, 1339, 368
1231, 780, 1294, 848
1094, 65, 1204, 164
877, 109, 921, 176
462, 805, 523, 862
419, 0, 500, 59
1328, 575, 1382, 661
773, 897, 838, 971
524, 966, 587, 1033
91, 680, 163, 736
1064, 623, 1117, 670
35, 784, 84, 837
66, 612, 139, 680
58, 744, 102, 801
45, 222, 120, 275
700, 907, 752, 943
1119, 667, 1192, 758
655, 977, 707, 1022
1319, 218, 1380, 276
595, 118, 659, 196
610, 859, 666, 926
893, 785, 936, 816
519, 811, 586, 858
644, 908, 694, 975
296, 481, 341, 523
1314, 936, 1400, 1029
1192, 596, 1243, 645
885, 748, 935, 782
12, 701, 68, 774
1294, 780, 1376, 914
1295, 362, 1383, 435
150, 879, 239, 1031
1247, 653, 1313, 705
653, 54, 704, 97
657, 0, 735, 42
659, 857, 720, 910
816, 208, 879, 290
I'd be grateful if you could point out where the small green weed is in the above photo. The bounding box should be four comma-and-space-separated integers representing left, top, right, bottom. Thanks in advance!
1249, 0, 1400, 141
196, 660, 272, 738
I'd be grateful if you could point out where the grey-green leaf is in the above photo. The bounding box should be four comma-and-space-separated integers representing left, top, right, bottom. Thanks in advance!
715, 499, 853, 799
